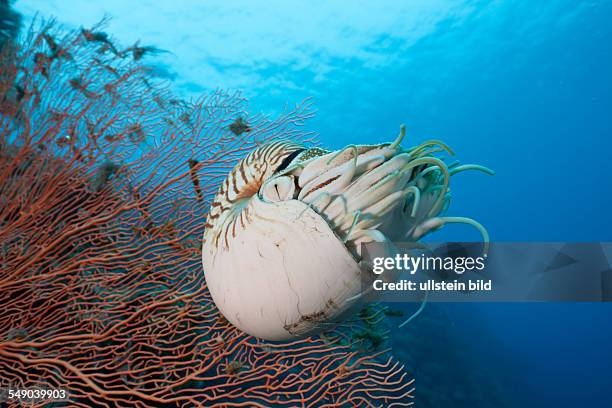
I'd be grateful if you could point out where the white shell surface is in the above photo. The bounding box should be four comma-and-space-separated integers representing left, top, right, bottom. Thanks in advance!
203, 197, 361, 340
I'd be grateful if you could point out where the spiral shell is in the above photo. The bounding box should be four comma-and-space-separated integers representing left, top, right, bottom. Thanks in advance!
202, 127, 465, 340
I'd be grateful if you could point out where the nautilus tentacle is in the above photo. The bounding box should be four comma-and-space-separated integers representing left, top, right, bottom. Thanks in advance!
202, 126, 491, 340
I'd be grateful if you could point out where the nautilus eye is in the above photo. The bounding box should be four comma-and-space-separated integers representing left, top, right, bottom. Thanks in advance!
260, 176, 295, 203
202, 127, 489, 341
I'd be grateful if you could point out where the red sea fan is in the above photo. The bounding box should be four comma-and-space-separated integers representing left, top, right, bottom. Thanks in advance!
0, 20, 414, 407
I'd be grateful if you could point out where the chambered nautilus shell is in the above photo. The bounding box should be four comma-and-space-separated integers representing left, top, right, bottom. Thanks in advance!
202, 125, 490, 341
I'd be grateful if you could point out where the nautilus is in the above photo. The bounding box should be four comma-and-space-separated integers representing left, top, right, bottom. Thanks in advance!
202, 125, 491, 341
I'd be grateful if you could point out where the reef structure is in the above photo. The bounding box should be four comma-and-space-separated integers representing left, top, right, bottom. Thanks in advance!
0, 20, 415, 407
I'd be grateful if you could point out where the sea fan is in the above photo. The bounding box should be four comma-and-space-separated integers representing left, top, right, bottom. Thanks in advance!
0, 19, 414, 407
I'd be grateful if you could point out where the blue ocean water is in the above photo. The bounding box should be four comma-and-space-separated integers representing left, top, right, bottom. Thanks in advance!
17, 0, 612, 406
